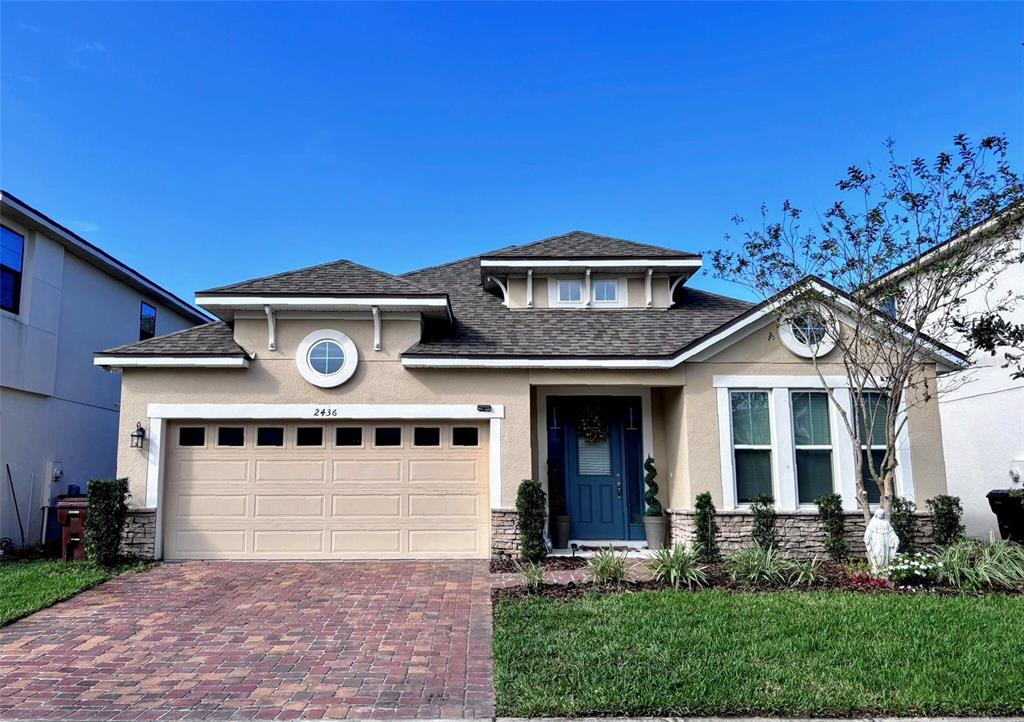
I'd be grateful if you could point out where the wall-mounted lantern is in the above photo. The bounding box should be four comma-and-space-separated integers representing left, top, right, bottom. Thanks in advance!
130, 422, 146, 448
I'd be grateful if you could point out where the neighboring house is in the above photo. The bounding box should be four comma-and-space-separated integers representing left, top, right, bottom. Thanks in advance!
0, 191, 208, 550
875, 213, 1024, 538
94, 231, 965, 561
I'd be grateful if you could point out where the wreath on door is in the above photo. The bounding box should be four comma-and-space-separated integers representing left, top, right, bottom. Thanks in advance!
577, 404, 609, 444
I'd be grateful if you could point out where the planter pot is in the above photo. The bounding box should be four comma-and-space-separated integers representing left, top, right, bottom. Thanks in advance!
643, 515, 668, 550
987, 490, 1024, 543
551, 515, 572, 550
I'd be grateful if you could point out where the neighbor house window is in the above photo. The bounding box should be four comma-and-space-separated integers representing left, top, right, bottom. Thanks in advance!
857, 392, 890, 504
1, 225, 25, 314
730, 391, 772, 503
592, 279, 618, 303
557, 279, 582, 304
139, 302, 157, 340
791, 391, 834, 504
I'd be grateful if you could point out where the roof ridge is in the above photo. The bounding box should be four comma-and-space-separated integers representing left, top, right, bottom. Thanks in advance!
201, 257, 428, 294
483, 230, 699, 258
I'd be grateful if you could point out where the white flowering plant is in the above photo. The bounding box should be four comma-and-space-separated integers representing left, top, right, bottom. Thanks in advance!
885, 552, 942, 586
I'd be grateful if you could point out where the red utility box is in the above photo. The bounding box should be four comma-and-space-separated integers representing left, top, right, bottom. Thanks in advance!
56, 496, 89, 561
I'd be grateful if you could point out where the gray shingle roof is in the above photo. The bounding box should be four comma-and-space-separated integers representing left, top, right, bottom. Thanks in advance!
200, 259, 437, 296
402, 256, 751, 358
483, 231, 700, 259
98, 321, 246, 356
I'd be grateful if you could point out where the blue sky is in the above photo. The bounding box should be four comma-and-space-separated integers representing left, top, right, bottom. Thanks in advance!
3, 2, 1022, 303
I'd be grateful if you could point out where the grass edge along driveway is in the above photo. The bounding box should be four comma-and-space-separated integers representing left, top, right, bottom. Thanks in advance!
493, 589, 1024, 717
0, 558, 153, 626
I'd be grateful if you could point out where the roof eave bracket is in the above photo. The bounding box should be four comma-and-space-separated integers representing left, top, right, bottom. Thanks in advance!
264, 305, 276, 351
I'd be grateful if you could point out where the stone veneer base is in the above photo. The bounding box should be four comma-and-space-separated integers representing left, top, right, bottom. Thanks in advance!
121, 508, 157, 560
669, 508, 935, 559
491, 508, 519, 558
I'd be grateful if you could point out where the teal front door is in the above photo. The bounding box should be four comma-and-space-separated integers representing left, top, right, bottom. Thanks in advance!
552, 397, 644, 541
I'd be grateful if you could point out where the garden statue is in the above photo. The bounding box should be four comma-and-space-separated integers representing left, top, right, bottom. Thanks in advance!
864, 508, 900, 574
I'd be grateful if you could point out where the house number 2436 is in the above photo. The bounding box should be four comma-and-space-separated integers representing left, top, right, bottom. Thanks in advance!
312, 408, 338, 417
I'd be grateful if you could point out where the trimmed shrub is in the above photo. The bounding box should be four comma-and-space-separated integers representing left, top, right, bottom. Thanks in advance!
927, 495, 965, 546
516, 479, 547, 562
890, 496, 919, 554
750, 494, 778, 549
588, 546, 627, 585
85, 478, 130, 567
643, 457, 663, 516
693, 491, 721, 563
816, 493, 849, 561
648, 544, 707, 589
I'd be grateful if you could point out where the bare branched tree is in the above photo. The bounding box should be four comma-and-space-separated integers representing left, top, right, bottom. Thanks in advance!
710, 135, 1023, 522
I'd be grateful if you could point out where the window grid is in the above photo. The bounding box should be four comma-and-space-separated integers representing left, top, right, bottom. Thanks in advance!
556, 279, 583, 304
729, 390, 773, 505
791, 391, 834, 505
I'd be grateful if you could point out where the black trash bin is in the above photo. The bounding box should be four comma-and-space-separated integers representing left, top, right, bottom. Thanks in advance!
986, 490, 1024, 543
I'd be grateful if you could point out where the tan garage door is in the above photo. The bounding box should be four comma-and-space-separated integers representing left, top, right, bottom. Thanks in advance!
162, 420, 490, 560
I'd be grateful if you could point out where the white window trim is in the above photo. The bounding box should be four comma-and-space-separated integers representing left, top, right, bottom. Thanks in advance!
716, 376, 914, 511
789, 390, 838, 507
547, 276, 628, 308
551, 277, 585, 307
295, 329, 359, 388
726, 390, 777, 507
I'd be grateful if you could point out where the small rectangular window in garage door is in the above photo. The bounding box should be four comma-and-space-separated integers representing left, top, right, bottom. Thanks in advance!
179, 426, 206, 447
452, 426, 479, 447
413, 426, 441, 447
296, 426, 324, 447
256, 426, 285, 447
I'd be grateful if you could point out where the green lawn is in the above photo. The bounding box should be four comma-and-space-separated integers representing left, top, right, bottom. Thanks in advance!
494, 590, 1024, 717
0, 559, 153, 626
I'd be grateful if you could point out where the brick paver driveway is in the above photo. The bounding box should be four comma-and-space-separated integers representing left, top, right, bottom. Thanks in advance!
0, 561, 494, 720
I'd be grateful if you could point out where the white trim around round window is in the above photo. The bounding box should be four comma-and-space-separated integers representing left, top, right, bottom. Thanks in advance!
296, 329, 359, 387
778, 313, 836, 359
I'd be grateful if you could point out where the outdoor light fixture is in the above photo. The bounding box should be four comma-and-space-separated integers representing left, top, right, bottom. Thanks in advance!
130, 422, 146, 448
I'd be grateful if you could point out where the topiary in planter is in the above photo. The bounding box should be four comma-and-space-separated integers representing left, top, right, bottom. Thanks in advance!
694, 491, 721, 563
516, 478, 547, 562
86, 478, 130, 567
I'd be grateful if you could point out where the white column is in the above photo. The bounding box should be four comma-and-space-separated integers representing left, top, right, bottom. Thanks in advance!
526, 270, 534, 308
772, 388, 797, 510
145, 417, 167, 559
489, 418, 502, 509
584, 268, 592, 307
645, 268, 653, 307
833, 388, 859, 510
717, 387, 736, 510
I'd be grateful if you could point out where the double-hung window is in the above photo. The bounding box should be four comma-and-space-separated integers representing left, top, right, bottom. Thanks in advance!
1, 225, 25, 314
556, 279, 583, 304
791, 391, 834, 504
857, 392, 889, 504
730, 390, 772, 503
592, 279, 618, 303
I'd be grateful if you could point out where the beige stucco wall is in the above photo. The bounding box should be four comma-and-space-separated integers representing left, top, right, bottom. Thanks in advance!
676, 322, 949, 510
115, 312, 950, 520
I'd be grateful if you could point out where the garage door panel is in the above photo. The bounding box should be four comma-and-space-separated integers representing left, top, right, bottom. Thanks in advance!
408, 459, 479, 482
254, 494, 325, 517
332, 494, 402, 517
255, 459, 326, 482
408, 493, 480, 517
332, 459, 403, 482
408, 528, 481, 554
164, 421, 489, 560
176, 494, 248, 518
173, 529, 248, 555
331, 529, 402, 553
177, 459, 249, 483
253, 530, 324, 554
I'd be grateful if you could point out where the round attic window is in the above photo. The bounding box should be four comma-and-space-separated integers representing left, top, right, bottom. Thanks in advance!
296, 330, 358, 387
779, 313, 836, 358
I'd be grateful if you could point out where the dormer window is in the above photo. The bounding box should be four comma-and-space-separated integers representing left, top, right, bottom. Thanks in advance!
593, 280, 618, 304
557, 279, 583, 304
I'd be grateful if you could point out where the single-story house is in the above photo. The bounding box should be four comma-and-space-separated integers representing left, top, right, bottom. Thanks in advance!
94, 232, 964, 560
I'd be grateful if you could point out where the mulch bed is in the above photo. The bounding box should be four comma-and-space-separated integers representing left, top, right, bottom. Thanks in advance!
489, 556, 588, 573
492, 561, 1019, 605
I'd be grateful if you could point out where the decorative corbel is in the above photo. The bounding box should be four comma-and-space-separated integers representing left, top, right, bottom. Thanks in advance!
645, 268, 654, 308
584, 268, 592, 307
669, 274, 687, 303
264, 305, 277, 351
526, 269, 534, 308
488, 276, 510, 307
371, 305, 382, 351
